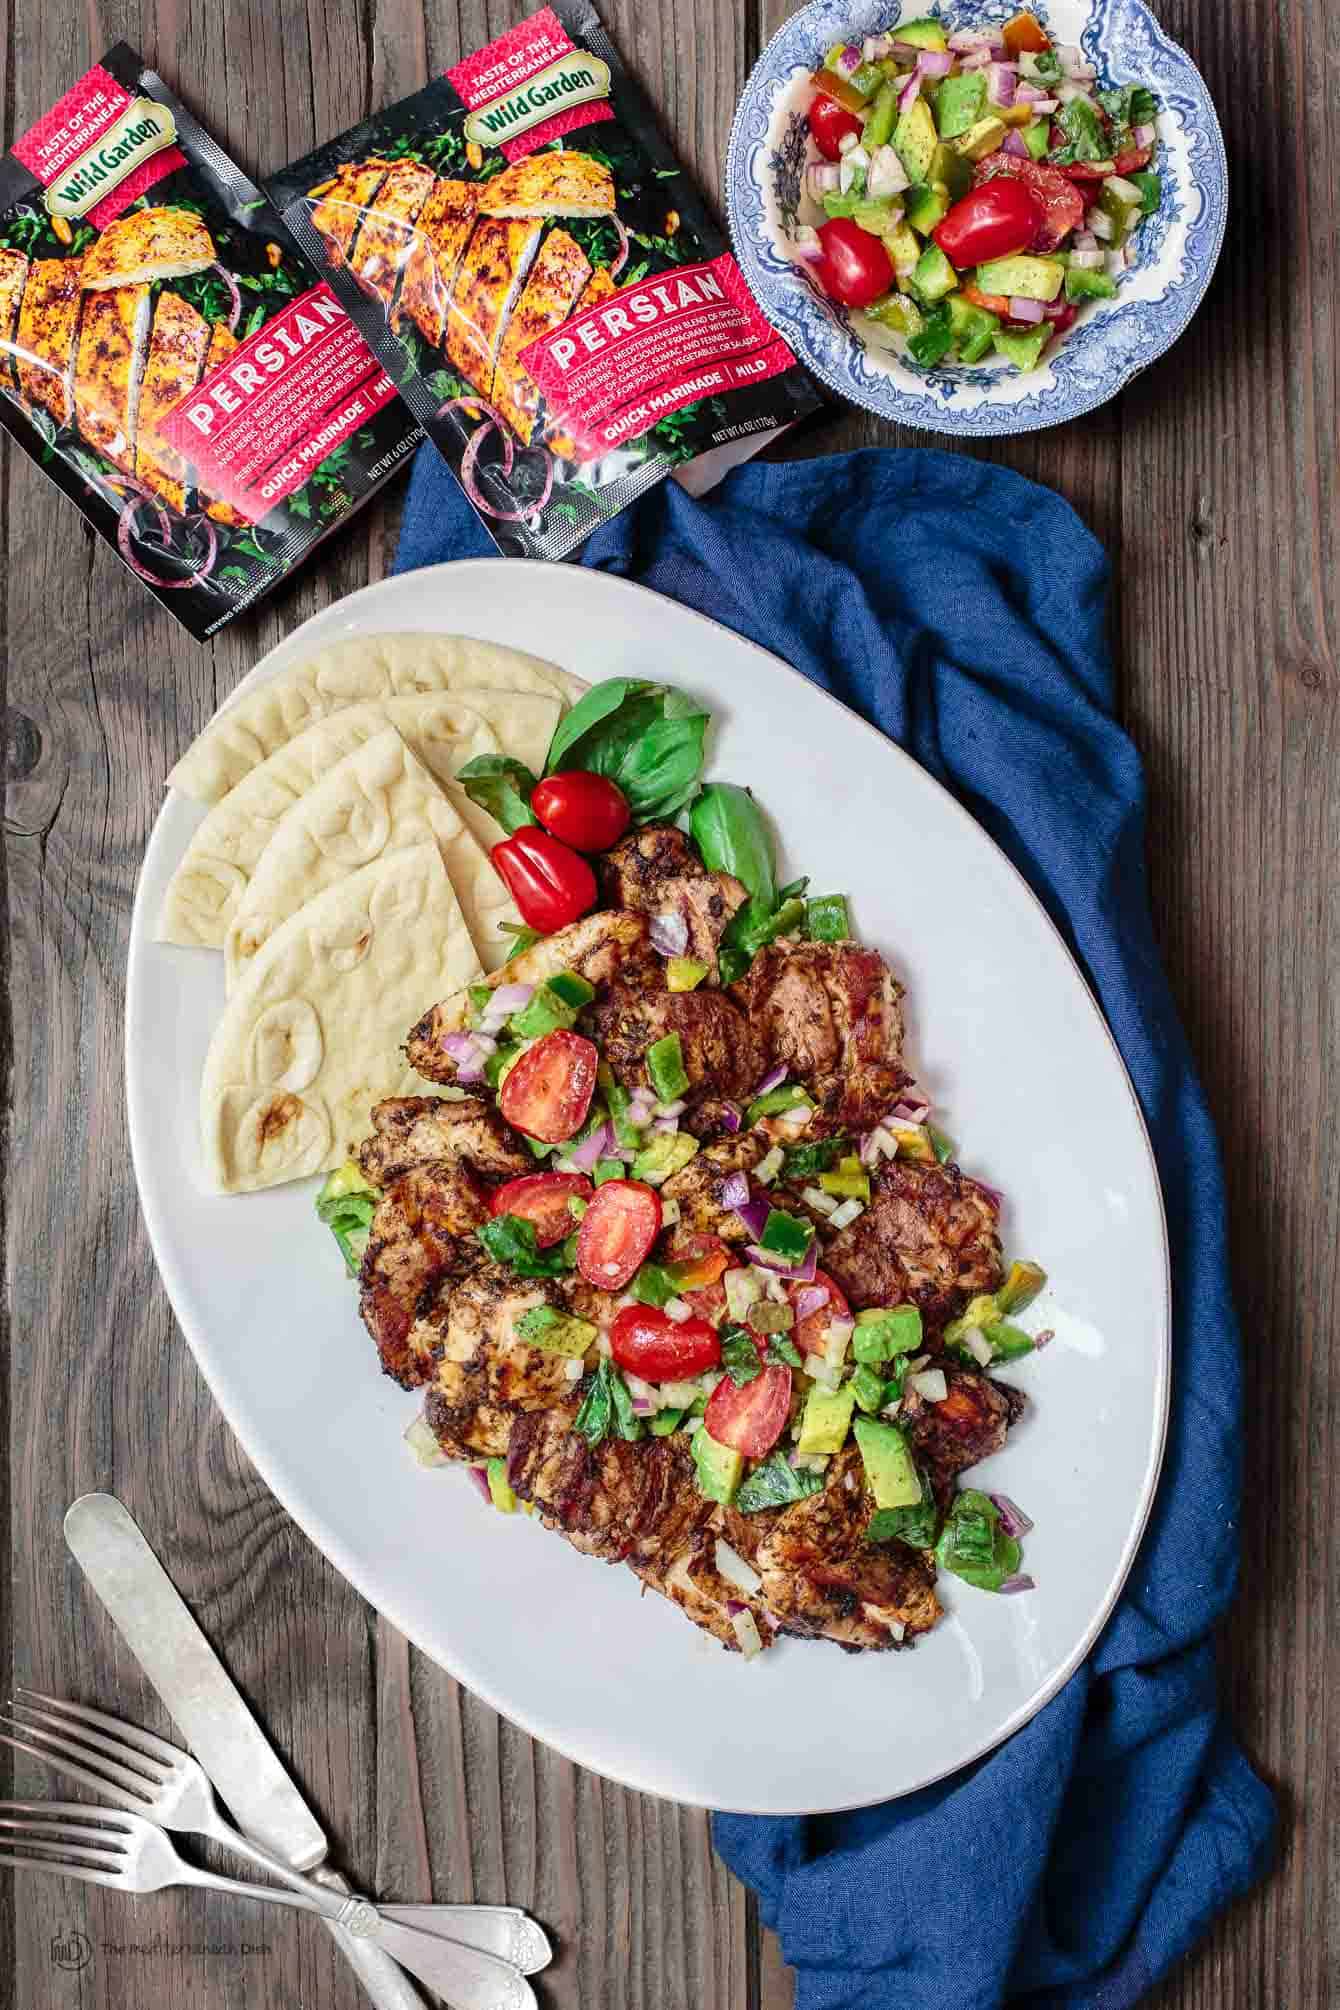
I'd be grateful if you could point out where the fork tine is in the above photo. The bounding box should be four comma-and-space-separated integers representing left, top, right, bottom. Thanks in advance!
14, 1689, 182, 1767
0, 1851, 120, 1887
0, 1806, 130, 1845
0, 1798, 132, 1823
7, 1701, 167, 1781
0, 1729, 148, 1812
0, 1835, 124, 1868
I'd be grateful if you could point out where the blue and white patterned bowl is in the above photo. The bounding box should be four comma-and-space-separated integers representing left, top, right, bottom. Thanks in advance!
725, 0, 1226, 434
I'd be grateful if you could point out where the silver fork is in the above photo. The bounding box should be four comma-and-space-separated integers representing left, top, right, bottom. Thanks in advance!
0, 1692, 541, 2006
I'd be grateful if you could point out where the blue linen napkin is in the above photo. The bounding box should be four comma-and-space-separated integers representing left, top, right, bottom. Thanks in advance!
394, 446, 1275, 2008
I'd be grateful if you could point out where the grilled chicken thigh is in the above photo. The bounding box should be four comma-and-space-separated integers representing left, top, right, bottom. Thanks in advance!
660, 1132, 769, 1241
357, 1094, 531, 1188
72, 283, 152, 476
598, 825, 749, 973
360, 1162, 491, 1387
823, 1156, 1003, 1328
424, 1266, 614, 1460
902, 1367, 1023, 1510
0, 247, 29, 390
397, 179, 480, 344
592, 982, 763, 1110
135, 292, 211, 511
731, 939, 908, 1133
351, 159, 436, 309
15, 258, 84, 427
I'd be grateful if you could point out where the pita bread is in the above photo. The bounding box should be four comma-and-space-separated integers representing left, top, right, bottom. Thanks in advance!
223, 728, 520, 991
200, 842, 481, 1193
167, 632, 586, 804
158, 689, 559, 948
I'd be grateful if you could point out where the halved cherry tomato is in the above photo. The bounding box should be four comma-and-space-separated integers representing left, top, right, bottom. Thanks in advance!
1113, 145, 1153, 175
1058, 159, 1114, 183
531, 772, 631, 853
812, 217, 894, 309
576, 1179, 662, 1290
703, 1356, 793, 1457
666, 1231, 732, 1322
973, 153, 1085, 251
610, 1305, 721, 1381
498, 1029, 598, 1144
490, 1171, 593, 1246
962, 281, 1011, 317
1000, 8, 1051, 54
491, 827, 596, 933
786, 1269, 851, 1358
807, 90, 864, 161
933, 181, 1044, 269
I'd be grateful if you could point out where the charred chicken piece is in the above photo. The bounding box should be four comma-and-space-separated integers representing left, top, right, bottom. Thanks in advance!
422, 1266, 614, 1461
660, 1132, 770, 1242
752, 1445, 942, 1649
902, 1367, 1024, 1512
597, 825, 749, 972
506, 1402, 714, 1563
358, 1162, 490, 1388
405, 910, 653, 1084
357, 1094, 531, 1188
823, 1157, 1004, 1329
590, 983, 763, 1111
730, 940, 907, 1133
634, 1530, 772, 1653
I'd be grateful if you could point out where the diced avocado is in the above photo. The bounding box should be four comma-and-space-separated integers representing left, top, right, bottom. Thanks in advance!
647, 1031, 690, 1101
796, 1383, 856, 1456
850, 1363, 887, 1414
996, 1259, 1047, 1314
894, 15, 949, 51
935, 71, 987, 139
630, 1131, 699, 1184
1064, 265, 1118, 303
862, 78, 900, 151
1021, 118, 1050, 159
315, 1160, 380, 1276
822, 190, 863, 220
692, 1426, 744, 1505
929, 141, 973, 199
514, 1304, 597, 1356
910, 241, 958, 304
864, 290, 924, 336
892, 1123, 937, 1161
853, 1416, 922, 1508
982, 1319, 1035, 1360
486, 1458, 517, 1513
892, 97, 938, 184
509, 983, 578, 1038
975, 252, 1065, 300
318, 1159, 375, 1206
902, 180, 950, 234
853, 1304, 923, 1363
850, 196, 902, 236
948, 292, 1000, 362
1098, 176, 1144, 246
951, 115, 1008, 161
666, 957, 709, 992
649, 1407, 685, 1435
880, 222, 923, 283
849, 60, 885, 98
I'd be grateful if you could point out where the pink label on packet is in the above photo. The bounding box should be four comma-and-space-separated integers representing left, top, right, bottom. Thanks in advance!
12, 61, 185, 224
518, 252, 801, 463
157, 284, 400, 522
446, 6, 613, 161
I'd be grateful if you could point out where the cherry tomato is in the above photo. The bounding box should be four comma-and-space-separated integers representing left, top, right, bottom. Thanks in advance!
666, 1231, 732, 1322
531, 771, 631, 852
576, 1179, 662, 1290
498, 1029, 598, 1144
703, 1357, 793, 1457
490, 1171, 593, 1246
1001, 8, 1051, 54
961, 281, 1011, 317
973, 153, 1085, 252
609, 1305, 721, 1381
1058, 159, 1114, 182
491, 827, 596, 933
786, 1269, 851, 1359
1113, 145, 1153, 174
933, 181, 1044, 269
807, 91, 864, 161
812, 218, 894, 309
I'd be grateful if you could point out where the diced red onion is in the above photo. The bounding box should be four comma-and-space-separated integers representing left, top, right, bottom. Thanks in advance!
747, 1239, 817, 1284
656, 1099, 687, 1119
1030, 95, 1059, 112
1069, 245, 1105, 269
1015, 79, 1045, 102
948, 28, 993, 50
734, 1195, 773, 1240
897, 66, 923, 113
1033, 1327, 1055, 1350
753, 1064, 787, 1097
472, 1033, 498, 1057
838, 130, 861, 155
745, 1242, 789, 1273
859, 1130, 880, 1166
609, 214, 631, 280
1055, 79, 1096, 104
838, 146, 869, 194
890, 1088, 930, 1122
1134, 120, 1156, 146
807, 162, 842, 200
987, 63, 1017, 105
489, 981, 534, 1014
630, 1396, 654, 1415
1087, 206, 1115, 241
961, 46, 994, 69
1000, 1574, 1036, 1594
719, 1102, 742, 1134
652, 1114, 680, 1133
210, 262, 243, 332
1056, 43, 1096, 78
791, 226, 824, 269
1106, 173, 1144, 203
1009, 296, 1046, 323
1074, 229, 1098, 250
989, 1492, 1035, 1538
664, 1297, 692, 1323
965, 1327, 995, 1367
467, 1465, 492, 1504
716, 1538, 763, 1597
917, 49, 953, 78
866, 144, 909, 199
1002, 130, 1030, 158
725, 1598, 745, 1616
719, 1171, 751, 1210
825, 1315, 854, 1348
839, 42, 862, 69
648, 909, 689, 957
570, 1120, 612, 1171
442, 1031, 486, 1080
792, 1284, 830, 1323
909, 1368, 948, 1402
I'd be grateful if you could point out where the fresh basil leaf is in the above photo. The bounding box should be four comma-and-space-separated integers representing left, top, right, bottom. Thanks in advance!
455, 754, 538, 834
545, 678, 650, 772
766, 1334, 803, 1369
499, 921, 545, 962
1049, 96, 1110, 165
606, 1359, 645, 1441
689, 784, 777, 906
574, 1362, 613, 1445
736, 1453, 824, 1513
543, 678, 709, 822
720, 1326, 764, 1387
780, 1136, 847, 1182
476, 1213, 570, 1278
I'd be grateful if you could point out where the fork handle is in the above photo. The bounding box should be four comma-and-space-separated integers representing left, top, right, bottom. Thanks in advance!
308, 1868, 427, 2010
194, 1802, 354, 1919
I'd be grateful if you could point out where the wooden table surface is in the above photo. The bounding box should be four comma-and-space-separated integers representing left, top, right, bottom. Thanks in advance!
2, 1, 1335, 2005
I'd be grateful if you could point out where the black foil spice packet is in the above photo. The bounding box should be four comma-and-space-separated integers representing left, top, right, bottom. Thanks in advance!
268, 0, 822, 560
0, 44, 421, 637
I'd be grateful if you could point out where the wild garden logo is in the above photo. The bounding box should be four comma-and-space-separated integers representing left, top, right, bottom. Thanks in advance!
463, 52, 611, 147
45, 97, 178, 219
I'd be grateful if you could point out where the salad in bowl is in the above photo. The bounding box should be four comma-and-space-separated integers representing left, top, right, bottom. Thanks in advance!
799, 10, 1162, 372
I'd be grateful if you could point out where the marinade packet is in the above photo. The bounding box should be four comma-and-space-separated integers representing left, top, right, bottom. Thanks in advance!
268, 0, 822, 559
0, 45, 421, 637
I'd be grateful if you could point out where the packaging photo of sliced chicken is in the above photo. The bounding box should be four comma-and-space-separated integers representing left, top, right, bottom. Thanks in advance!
0, 44, 421, 637
268, 0, 823, 560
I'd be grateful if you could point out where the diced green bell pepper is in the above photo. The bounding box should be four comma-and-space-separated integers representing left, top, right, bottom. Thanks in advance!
1129, 169, 1162, 215
910, 242, 958, 305
805, 893, 850, 941
647, 1031, 690, 1102
906, 300, 954, 367
935, 1487, 1022, 1590
1064, 264, 1118, 302
745, 1082, 813, 1125
992, 325, 1051, 370
758, 1207, 814, 1264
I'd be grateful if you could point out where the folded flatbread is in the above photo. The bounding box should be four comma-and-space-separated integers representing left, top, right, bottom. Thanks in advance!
224, 727, 520, 990
167, 632, 586, 804
200, 842, 480, 1193
158, 689, 559, 948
